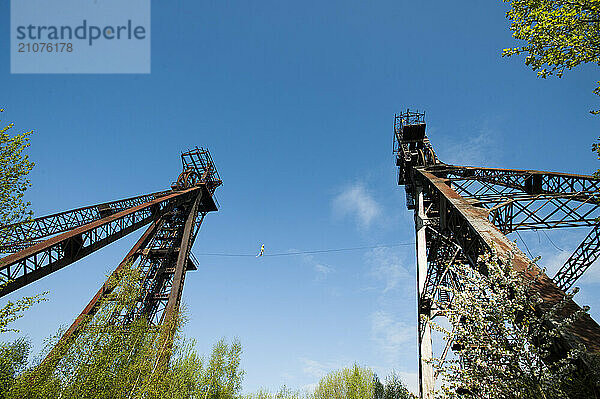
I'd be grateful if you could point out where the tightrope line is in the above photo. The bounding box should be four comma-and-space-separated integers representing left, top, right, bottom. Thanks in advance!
194, 242, 415, 257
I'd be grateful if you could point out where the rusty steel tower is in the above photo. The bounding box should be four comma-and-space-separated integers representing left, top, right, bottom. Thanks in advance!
0, 147, 221, 357
393, 110, 600, 398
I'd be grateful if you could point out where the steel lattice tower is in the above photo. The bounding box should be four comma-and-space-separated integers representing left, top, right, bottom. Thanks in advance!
393, 110, 600, 398
0, 147, 221, 360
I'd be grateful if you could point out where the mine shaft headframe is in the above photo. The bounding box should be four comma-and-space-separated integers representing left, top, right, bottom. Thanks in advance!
172, 147, 222, 195
394, 111, 600, 398
393, 109, 439, 187
0, 147, 222, 298
33, 148, 222, 367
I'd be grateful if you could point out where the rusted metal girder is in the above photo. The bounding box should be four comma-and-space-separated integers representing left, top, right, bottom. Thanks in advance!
0, 187, 201, 298
440, 165, 600, 197
444, 169, 599, 233
554, 223, 600, 291
418, 168, 600, 353
150, 191, 203, 369
161, 193, 200, 325
130, 199, 205, 325
420, 226, 462, 313
437, 166, 599, 291
0, 191, 171, 253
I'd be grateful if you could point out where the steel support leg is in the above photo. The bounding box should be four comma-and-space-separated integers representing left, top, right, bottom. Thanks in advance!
156, 191, 202, 368
415, 185, 435, 399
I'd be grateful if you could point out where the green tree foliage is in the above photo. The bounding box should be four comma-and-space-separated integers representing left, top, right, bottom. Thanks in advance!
0, 108, 34, 226
373, 373, 411, 399
0, 289, 46, 334
0, 109, 45, 398
502, 0, 600, 112
382, 372, 411, 399
312, 364, 374, 399
202, 337, 244, 399
245, 368, 413, 399
0, 288, 46, 397
0, 338, 30, 399
433, 252, 599, 398
373, 374, 384, 399
4, 261, 244, 399
243, 385, 308, 399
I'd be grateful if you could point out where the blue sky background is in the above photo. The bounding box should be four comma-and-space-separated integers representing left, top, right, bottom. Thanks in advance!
2, 0, 600, 394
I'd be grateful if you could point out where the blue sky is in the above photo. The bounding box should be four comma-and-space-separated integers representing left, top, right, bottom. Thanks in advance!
2, 0, 600, 394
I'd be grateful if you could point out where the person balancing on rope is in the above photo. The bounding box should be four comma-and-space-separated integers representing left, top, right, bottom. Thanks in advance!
256, 244, 265, 257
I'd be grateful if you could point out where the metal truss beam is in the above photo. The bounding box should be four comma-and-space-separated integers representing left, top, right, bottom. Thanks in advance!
0, 187, 202, 298
422, 227, 462, 312
418, 168, 600, 354
554, 224, 600, 291
448, 179, 599, 233
439, 165, 600, 197
0, 191, 171, 253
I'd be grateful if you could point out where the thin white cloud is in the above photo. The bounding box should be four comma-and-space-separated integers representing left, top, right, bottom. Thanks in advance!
332, 183, 382, 229
445, 130, 495, 167
433, 120, 502, 167
366, 247, 411, 293
300, 253, 334, 281
540, 250, 571, 277
300, 358, 345, 379
371, 310, 413, 364
314, 263, 333, 277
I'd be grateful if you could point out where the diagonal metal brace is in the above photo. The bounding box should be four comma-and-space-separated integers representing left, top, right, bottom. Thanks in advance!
554, 223, 600, 291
